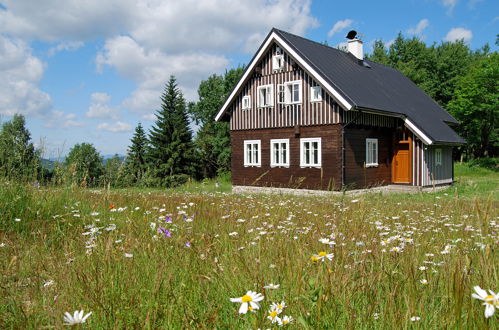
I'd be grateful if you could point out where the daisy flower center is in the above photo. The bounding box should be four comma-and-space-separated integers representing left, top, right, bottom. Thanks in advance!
241, 295, 253, 303
485, 295, 498, 305
277, 304, 283, 309
318, 251, 327, 257
311, 256, 319, 262
283, 320, 289, 324
269, 310, 277, 318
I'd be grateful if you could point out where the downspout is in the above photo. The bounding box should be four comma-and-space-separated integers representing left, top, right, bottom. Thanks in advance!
341, 108, 362, 189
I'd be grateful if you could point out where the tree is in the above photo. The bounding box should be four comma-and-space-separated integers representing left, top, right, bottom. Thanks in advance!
0, 114, 40, 180
148, 76, 195, 180
448, 53, 498, 158
103, 154, 125, 188
123, 123, 148, 184
65, 143, 104, 187
189, 67, 244, 177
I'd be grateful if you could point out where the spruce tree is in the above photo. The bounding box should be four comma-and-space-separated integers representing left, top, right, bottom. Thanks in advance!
148, 76, 194, 180
124, 122, 148, 184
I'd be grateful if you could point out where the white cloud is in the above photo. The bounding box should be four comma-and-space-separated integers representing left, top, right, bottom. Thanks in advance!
407, 19, 429, 36
444, 27, 473, 43
48, 41, 84, 56
44, 110, 86, 129
97, 121, 132, 133
328, 19, 353, 38
441, 0, 457, 15
0, 35, 51, 116
86, 92, 119, 120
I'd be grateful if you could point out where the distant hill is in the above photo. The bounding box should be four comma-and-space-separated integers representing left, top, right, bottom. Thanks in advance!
40, 154, 125, 169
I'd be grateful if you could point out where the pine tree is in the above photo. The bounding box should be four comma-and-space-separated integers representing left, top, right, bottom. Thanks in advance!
148, 76, 195, 180
124, 123, 148, 184
0, 114, 40, 180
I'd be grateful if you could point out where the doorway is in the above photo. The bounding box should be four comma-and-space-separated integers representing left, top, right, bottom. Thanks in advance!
392, 131, 412, 184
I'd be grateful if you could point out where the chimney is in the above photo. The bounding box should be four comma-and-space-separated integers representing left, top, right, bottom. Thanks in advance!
347, 38, 363, 60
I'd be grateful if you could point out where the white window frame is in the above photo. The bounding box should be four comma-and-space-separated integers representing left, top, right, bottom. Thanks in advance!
272, 54, 284, 72
366, 138, 378, 167
276, 80, 302, 105
310, 86, 322, 102
244, 140, 261, 167
242, 95, 251, 110
257, 84, 274, 108
300, 138, 321, 168
435, 148, 442, 166
270, 139, 290, 167
277, 84, 286, 104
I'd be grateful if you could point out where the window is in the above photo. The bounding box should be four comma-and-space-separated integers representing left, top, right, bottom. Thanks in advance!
242, 96, 251, 110
270, 139, 289, 167
366, 138, 378, 167
272, 54, 284, 72
244, 140, 261, 167
310, 86, 322, 102
435, 148, 442, 166
276, 80, 302, 105
300, 138, 321, 167
257, 84, 274, 107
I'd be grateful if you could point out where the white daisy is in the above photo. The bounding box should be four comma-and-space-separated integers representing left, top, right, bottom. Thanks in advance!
267, 308, 281, 323
472, 286, 499, 318
230, 291, 264, 314
63, 310, 92, 325
278, 315, 293, 326
263, 283, 280, 290
312, 251, 334, 262
271, 301, 286, 313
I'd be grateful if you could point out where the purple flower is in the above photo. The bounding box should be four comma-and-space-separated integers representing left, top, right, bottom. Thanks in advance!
165, 216, 172, 223
184, 242, 191, 248
158, 227, 172, 238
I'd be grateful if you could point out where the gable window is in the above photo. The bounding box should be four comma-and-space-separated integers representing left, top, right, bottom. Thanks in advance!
300, 138, 321, 167
270, 139, 289, 167
242, 96, 251, 110
310, 86, 322, 102
277, 80, 302, 105
272, 54, 284, 72
366, 138, 378, 167
435, 148, 442, 166
244, 140, 261, 167
257, 84, 274, 107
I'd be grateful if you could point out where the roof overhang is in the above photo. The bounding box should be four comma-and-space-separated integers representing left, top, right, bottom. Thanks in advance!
215, 31, 354, 122
404, 118, 433, 145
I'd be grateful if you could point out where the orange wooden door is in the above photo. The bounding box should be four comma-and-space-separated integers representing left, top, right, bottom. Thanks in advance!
393, 143, 410, 183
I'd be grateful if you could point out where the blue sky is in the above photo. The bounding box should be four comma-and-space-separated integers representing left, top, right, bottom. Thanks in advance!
0, 0, 497, 158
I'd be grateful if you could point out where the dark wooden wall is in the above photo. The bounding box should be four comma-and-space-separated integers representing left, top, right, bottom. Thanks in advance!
231, 125, 342, 190
344, 126, 393, 189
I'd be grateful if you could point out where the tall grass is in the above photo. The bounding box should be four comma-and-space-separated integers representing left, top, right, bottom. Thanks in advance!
0, 168, 497, 328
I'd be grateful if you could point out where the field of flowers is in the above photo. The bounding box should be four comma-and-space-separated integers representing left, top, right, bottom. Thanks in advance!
0, 166, 498, 328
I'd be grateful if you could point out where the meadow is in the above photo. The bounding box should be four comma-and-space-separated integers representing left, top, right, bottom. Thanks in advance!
0, 163, 497, 328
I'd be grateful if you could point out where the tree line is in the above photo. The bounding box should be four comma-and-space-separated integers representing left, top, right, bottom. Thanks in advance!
0, 33, 496, 187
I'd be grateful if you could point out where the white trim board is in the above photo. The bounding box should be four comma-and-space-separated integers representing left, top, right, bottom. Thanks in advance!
405, 118, 432, 145
215, 31, 353, 122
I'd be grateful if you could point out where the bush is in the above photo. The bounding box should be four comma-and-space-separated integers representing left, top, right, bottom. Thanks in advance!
162, 174, 190, 188
467, 157, 498, 171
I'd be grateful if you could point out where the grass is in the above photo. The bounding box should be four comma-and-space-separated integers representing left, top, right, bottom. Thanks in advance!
0, 165, 497, 328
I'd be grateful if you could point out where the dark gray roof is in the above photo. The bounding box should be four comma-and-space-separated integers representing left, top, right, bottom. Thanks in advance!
274, 29, 464, 144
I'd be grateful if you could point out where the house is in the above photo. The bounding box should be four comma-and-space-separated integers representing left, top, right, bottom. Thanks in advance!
215, 28, 465, 191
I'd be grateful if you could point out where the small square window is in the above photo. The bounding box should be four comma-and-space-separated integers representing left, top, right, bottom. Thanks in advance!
270, 139, 290, 167
310, 86, 322, 102
272, 54, 284, 72
366, 138, 378, 167
242, 96, 251, 110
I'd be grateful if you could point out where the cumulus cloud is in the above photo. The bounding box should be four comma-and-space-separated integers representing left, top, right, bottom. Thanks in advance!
328, 19, 353, 38
86, 92, 119, 120
0, 35, 51, 116
48, 41, 84, 56
44, 110, 86, 129
407, 19, 429, 36
444, 27, 472, 42
441, 0, 457, 15
97, 121, 132, 132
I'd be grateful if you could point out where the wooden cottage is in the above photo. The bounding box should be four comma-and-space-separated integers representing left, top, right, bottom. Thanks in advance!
215, 28, 465, 191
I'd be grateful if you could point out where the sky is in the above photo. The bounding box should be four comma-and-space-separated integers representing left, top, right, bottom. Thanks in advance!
0, 0, 497, 159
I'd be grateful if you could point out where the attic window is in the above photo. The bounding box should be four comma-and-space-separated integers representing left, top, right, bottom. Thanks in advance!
272, 54, 284, 72
277, 80, 302, 105
242, 96, 251, 110
310, 86, 322, 102
257, 84, 274, 107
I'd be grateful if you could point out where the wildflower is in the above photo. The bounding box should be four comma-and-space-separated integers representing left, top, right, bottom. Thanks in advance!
185, 242, 191, 248
312, 251, 334, 262
410, 316, 421, 322
230, 291, 264, 314
319, 238, 335, 245
14, 218, 21, 222
267, 308, 281, 323
228, 232, 238, 236
158, 227, 172, 238
271, 301, 286, 313
420, 279, 428, 285
43, 280, 55, 288
263, 283, 280, 290
124, 253, 133, 258
472, 286, 499, 318
105, 224, 116, 231
63, 310, 92, 325
108, 205, 115, 210
419, 266, 427, 271
150, 222, 156, 231
278, 315, 293, 326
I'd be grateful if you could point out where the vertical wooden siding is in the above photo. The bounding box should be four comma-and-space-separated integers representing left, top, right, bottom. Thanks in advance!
229, 43, 342, 131
421, 146, 453, 186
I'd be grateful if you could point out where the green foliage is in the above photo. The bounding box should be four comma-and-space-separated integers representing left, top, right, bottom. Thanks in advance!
448, 53, 499, 158
64, 143, 104, 187
466, 157, 498, 172
148, 76, 195, 179
123, 123, 148, 185
0, 114, 40, 181
102, 154, 125, 187
189, 67, 244, 177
